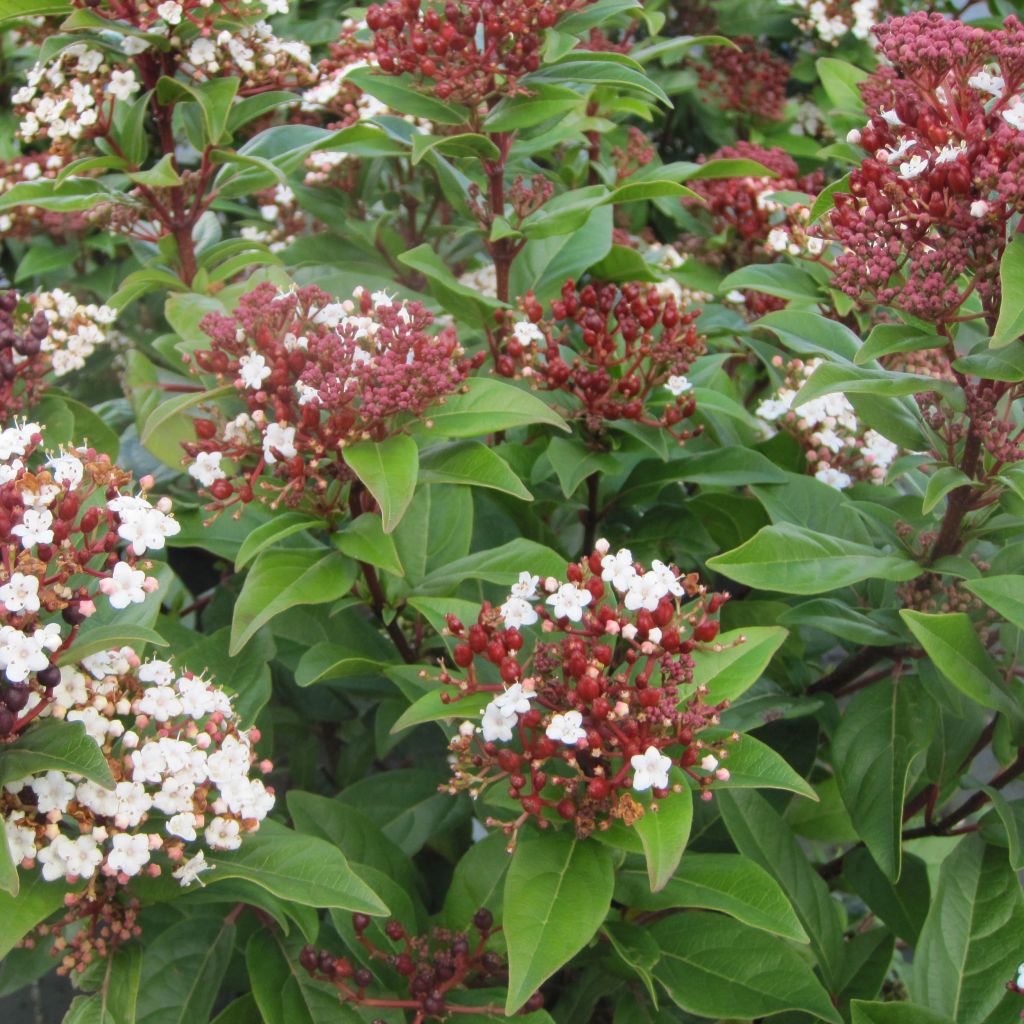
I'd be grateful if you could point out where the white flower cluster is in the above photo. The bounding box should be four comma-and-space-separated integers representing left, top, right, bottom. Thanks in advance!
240, 184, 300, 254
762, 195, 826, 259
756, 358, 899, 489
779, 0, 878, 44
32, 289, 117, 376
479, 682, 533, 743
458, 263, 498, 300
185, 21, 312, 81
3, 656, 272, 888
598, 545, 685, 615
15, 45, 139, 142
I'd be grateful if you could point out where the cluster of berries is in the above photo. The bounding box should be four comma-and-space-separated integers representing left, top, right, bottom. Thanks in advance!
300, 909, 536, 1021
696, 37, 791, 122
185, 283, 481, 516
438, 543, 736, 840
365, 0, 591, 105
497, 280, 706, 443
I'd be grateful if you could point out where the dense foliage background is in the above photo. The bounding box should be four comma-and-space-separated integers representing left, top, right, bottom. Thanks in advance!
0, 0, 1023, 1021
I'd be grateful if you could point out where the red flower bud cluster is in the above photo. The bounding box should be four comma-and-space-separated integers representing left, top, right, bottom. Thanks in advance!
438, 545, 736, 841
696, 37, 790, 122
185, 283, 482, 516
365, 0, 593, 106
497, 279, 706, 443
830, 13, 1024, 324
300, 909, 533, 1020
0, 292, 54, 422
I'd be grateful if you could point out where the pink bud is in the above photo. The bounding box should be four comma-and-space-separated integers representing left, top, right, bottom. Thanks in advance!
79, 600, 96, 617
143, 576, 159, 593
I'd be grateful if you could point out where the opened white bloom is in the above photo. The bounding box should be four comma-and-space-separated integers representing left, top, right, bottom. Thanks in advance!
493, 683, 533, 716
500, 596, 538, 630
174, 850, 213, 887
631, 746, 672, 792
121, 35, 151, 56
624, 572, 669, 613
512, 320, 544, 346
480, 700, 517, 742
546, 710, 586, 745
205, 816, 243, 851
700, 754, 719, 772
107, 833, 151, 876
766, 228, 789, 252
968, 70, 1004, 96
1003, 99, 1024, 131
510, 571, 539, 599
814, 465, 853, 490
12, 508, 54, 547
103, 562, 147, 610
665, 375, 692, 397
106, 69, 140, 102
898, 155, 928, 180
601, 548, 636, 592
167, 812, 198, 842
156, 1, 183, 23
970, 200, 990, 218
31, 771, 76, 814
546, 583, 592, 622
189, 451, 226, 488
239, 351, 271, 389
263, 423, 297, 464
880, 109, 902, 126
0, 572, 40, 613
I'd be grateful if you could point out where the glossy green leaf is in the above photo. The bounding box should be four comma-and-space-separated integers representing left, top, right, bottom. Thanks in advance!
708, 523, 921, 595
991, 234, 1024, 348
419, 441, 532, 500
691, 626, 788, 701
230, 549, 357, 654
0, 719, 114, 789
710, 731, 817, 800
922, 466, 974, 514
634, 782, 693, 891
503, 831, 614, 1013
844, 848, 930, 945
856, 324, 941, 365
344, 67, 470, 124
423, 378, 569, 438
57, 624, 168, 667
850, 1001, 948, 1024
964, 575, 1024, 630
651, 913, 842, 1022
234, 512, 324, 571
720, 263, 822, 301
342, 434, 419, 534
332, 514, 405, 576
911, 836, 1024, 1024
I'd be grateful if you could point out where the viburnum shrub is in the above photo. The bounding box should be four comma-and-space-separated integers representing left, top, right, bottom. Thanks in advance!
2, 1, 1024, 1023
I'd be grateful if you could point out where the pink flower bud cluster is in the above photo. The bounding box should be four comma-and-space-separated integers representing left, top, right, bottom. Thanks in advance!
439, 544, 736, 842
696, 38, 791, 122
185, 283, 481, 515
2, 649, 272, 972
498, 280, 706, 442
830, 13, 1024, 323
366, 0, 594, 106
756, 356, 900, 489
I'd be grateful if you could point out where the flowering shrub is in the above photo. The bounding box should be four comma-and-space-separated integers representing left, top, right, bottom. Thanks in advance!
1, 2, 1024, 1024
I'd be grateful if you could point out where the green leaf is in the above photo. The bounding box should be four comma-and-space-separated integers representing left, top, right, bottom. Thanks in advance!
634, 784, 693, 891
758, 309, 862, 361
58, 624, 168, 667
411, 131, 500, 164
230, 549, 357, 654
991, 234, 1024, 348
855, 324, 941, 365
0, 823, 17, 896
718, 790, 844, 988
546, 436, 619, 497
234, 512, 323, 571
294, 641, 388, 688
0, 177, 110, 213
850, 1001, 949, 1024
0, 0, 70, 18
795, 361, 955, 407
981, 787, 1024, 870
155, 77, 239, 145
675, 446, 787, 485
135, 917, 235, 1024
953, 344, 1024, 381
922, 466, 973, 514
389, 686, 491, 734
418, 441, 532, 500
617, 855, 807, 942
900, 610, 1014, 712
964, 575, 1024, 630
397, 244, 505, 327
0, 719, 114, 789
710, 731, 817, 800
525, 56, 670, 104
816, 57, 868, 112
778, 599, 899, 646
911, 836, 1024, 1024
343, 434, 419, 534
0, 873, 72, 959
503, 830, 614, 1014
332, 514, 405, 577
138, 385, 234, 447
126, 153, 182, 187
844, 848, 931, 945
484, 85, 583, 130
422, 377, 569, 437
691, 626, 788, 702
651, 913, 842, 1023
520, 185, 609, 239
809, 172, 851, 223
414, 537, 567, 595
708, 523, 921, 595
209, 825, 387, 914
720, 263, 822, 302
344, 67, 470, 124
833, 678, 934, 880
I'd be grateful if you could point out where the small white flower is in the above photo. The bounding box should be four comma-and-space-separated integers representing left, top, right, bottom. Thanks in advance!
12, 508, 53, 548
167, 812, 198, 841
106, 69, 140, 102
880, 108, 902, 126
480, 700, 517, 743
205, 816, 242, 851
545, 583, 592, 622
509, 571, 539, 599
1003, 99, 1024, 131
188, 451, 226, 488
47, 453, 84, 488
700, 754, 719, 772
0, 572, 40, 614
766, 228, 790, 253
814, 465, 853, 490
630, 746, 672, 792
107, 833, 151, 877
970, 200, 990, 218
624, 572, 669, 613
156, 1, 183, 24
512, 321, 544, 347
493, 683, 532, 716
664, 375, 692, 397
30, 771, 76, 814
545, 710, 586, 745
103, 562, 147, 610
601, 548, 636, 592
174, 850, 213, 886
238, 351, 271, 389
262, 423, 296, 464
968, 70, 1004, 96
121, 35, 151, 56
500, 596, 538, 630
898, 155, 928, 180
